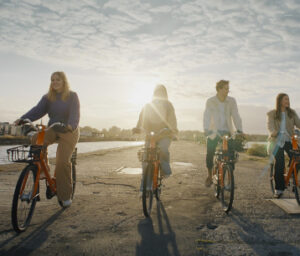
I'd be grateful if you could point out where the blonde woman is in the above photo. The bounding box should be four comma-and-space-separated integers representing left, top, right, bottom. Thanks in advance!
15, 71, 80, 207
267, 93, 300, 198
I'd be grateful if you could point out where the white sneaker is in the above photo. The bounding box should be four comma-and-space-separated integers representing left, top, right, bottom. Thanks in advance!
62, 199, 72, 208
274, 190, 283, 199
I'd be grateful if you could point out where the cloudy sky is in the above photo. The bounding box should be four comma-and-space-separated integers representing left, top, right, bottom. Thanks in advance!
0, 0, 300, 134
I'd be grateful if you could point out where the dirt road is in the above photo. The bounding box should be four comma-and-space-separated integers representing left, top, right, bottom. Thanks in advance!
1, 141, 300, 256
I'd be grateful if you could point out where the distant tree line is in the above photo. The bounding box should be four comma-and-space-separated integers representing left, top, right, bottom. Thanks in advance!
80, 126, 268, 144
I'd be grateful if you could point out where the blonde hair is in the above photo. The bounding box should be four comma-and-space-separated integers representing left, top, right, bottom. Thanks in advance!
47, 71, 70, 101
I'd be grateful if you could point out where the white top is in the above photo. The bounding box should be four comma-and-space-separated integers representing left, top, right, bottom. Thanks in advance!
278, 112, 291, 148
217, 100, 229, 131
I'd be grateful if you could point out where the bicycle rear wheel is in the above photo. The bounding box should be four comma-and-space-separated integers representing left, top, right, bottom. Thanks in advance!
71, 163, 76, 199
220, 164, 234, 213
11, 165, 38, 233
142, 163, 154, 217
269, 163, 275, 195
293, 167, 300, 205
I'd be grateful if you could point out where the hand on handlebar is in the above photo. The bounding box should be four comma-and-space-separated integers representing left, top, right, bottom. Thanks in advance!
51, 123, 69, 133
14, 118, 32, 126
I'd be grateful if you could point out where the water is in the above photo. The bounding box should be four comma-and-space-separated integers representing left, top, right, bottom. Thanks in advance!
0, 141, 144, 165
244, 141, 267, 149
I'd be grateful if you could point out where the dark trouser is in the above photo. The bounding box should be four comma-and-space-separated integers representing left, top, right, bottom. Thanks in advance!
206, 136, 235, 171
274, 142, 292, 191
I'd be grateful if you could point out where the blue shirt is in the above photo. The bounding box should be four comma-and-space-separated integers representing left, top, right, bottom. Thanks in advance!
21, 92, 80, 130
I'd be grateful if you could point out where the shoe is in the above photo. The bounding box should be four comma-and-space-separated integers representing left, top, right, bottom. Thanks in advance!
205, 176, 213, 187
62, 199, 72, 208
274, 190, 283, 199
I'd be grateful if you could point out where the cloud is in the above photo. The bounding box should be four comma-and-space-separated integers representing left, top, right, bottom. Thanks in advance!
1, 0, 300, 131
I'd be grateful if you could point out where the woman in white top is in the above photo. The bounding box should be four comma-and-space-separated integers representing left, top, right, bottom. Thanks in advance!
267, 93, 300, 198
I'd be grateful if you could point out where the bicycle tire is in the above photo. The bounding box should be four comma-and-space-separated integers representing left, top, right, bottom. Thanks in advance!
155, 169, 162, 201
293, 169, 300, 205
142, 163, 154, 217
269, 164, 275, 195
220, 164, 234, 213
212, 167, 220, 198
71, 163, 76, 199
11, 164, 38, 233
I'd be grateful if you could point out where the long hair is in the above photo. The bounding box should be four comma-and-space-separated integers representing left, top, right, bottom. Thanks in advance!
47, 71, 70, 102
275, 93, 294, 120
153, 84, 168, 100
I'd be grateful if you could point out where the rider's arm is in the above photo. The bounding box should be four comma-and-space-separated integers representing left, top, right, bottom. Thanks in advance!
20, 95, 48, 122
203, 98, 212, 134
294, 110, 300, 129
167, 103, 178, 136
67, 92, 80, 131
230, 97, 243, 133
267, 110, 278, 137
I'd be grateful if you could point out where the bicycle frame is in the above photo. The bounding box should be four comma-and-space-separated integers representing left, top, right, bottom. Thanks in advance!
20, 124, 56, 201
213, 133, 236, 213
284, 134, 300, 187
215, 135, 230, 187
149, 135, 160, 190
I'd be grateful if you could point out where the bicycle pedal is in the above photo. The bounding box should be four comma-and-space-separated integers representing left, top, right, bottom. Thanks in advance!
46, 186, 56, 199
37, 195, 41, 201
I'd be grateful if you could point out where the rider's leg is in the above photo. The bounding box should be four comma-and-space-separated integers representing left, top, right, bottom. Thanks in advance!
205, 136, 219, 186
274, 146, 286, 193
157, 137, 171, 177
55, 128, 79, 202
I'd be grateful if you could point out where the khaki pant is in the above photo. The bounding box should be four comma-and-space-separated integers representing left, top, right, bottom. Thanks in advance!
33, 128, 79, 201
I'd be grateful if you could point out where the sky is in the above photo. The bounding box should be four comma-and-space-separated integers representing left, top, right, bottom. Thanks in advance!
0, 0, 300, 134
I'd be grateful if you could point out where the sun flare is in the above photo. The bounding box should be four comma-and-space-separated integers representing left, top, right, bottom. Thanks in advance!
128, 78, 158, 108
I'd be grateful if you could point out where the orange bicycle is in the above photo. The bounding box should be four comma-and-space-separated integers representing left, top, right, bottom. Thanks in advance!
212, 132, 239, 213
269, 132, 300, 204
7, 120, 77, 233
137, 129, 171, 217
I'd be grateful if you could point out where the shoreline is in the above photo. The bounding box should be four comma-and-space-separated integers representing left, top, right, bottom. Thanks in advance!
0, 136, 140, 146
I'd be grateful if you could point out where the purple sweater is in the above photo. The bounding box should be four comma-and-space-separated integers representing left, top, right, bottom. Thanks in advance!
21, 91, 80, 130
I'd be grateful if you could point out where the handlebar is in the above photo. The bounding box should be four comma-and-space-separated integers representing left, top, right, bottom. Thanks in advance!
15, 119, 69, 134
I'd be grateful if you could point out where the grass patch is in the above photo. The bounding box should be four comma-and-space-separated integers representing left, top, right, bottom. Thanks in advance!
247, 144, 268, 157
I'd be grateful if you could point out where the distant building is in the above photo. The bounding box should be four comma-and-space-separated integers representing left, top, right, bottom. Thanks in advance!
80, 130, 93, 137
10, 125, 23, 136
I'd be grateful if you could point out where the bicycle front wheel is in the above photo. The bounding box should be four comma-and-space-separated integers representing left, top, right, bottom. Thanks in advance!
220, 164, 234, 213
11, 165, 38, 233
142, 163, 154, 217
212, 167, 220, 198
293, 167, 300, 205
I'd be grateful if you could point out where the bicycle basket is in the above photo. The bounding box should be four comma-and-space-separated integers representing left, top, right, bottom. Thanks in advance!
7, 145, 42, 163
137, 147, 160, 162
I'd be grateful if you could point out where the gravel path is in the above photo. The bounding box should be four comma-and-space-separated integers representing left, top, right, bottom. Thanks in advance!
0, 140, 300, 256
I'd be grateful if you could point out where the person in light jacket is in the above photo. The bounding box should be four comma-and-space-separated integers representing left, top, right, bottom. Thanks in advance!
267, 93, 300, 198
203, 80, 243, 187
133, 84, 178, 192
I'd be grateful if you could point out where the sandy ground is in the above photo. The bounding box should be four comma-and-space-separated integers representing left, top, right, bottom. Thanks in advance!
0, 140, 300, 256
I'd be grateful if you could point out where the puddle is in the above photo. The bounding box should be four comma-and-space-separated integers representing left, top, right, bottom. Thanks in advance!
172, 162, 194, 167
118, 168, 142, 175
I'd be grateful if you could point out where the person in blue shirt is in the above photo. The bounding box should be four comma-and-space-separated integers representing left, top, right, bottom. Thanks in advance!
15, 71, 80, 208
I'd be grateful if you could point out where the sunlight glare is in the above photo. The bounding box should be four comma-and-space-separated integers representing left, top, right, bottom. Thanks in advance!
128, 78, 158, 108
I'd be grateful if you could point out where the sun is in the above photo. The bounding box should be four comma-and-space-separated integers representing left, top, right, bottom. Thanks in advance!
128, 77, 158, 108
